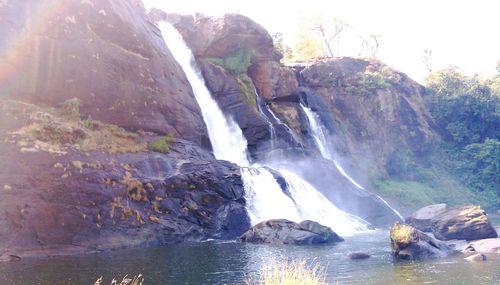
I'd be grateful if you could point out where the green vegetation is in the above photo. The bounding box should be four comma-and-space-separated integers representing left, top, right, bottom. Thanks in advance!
237, 74, 257, 107
346, 67, 392, 96
293, 32, 324, 61
61, 97, 81, 119
271, 32, 293, 62
425, 68, 499, 210
206, 49, 257, 108
426, 68, 499, 146
148, 133, 174, 153
206, 48, 253, 75
390, 223, 416, 244
378, 67, 499, 211
10, 100, 146, 154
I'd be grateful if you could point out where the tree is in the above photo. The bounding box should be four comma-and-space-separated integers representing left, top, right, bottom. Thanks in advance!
368, 34, 380, 58
425, 67, 500, 146
272, 32, 293, 62
425, 67, 500, 210
293, 32, 324, 61
422, 49, 433, 73
311, 17, 346, 57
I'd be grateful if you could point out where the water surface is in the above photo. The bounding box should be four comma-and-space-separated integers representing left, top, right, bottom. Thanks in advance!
1, 230, 498, 284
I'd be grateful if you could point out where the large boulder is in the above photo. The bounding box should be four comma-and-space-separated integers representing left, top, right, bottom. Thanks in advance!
405, 204, 448, 232
390, 222, 452, 260
0, 0, 208, 145
240, 219, 344, 245
432, 205, 498, 241
172, 13, 278, 60
463, 238, 500, 254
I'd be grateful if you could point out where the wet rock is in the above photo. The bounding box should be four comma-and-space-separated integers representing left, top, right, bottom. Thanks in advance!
390, 222, 452, 260
464, 253, 487, 262
463, 238, 500, 254
432, 205, 498, 241
240, 219, 344, 245
405, 204, 448, 232
348, 252, 371, 260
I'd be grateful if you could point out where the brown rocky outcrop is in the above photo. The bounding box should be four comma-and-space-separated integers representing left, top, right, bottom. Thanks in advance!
240, 219, 343, 245
168, 12, 298, 100
0, 99, 251, 261
432, 205, 498, 241
405, 204, 448, 232
0, 0, 207, 145
172, 13, 277, 60
248, 59, 299, 100
390, 222, 452, 260
463, 238, 500, 254
290, 58, 437, 178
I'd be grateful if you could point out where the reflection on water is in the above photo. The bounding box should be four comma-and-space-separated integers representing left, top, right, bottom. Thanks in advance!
0, 230, 498, 285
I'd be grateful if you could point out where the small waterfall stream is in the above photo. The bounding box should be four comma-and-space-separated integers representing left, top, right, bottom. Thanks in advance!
160, 22, 369, 235
300, 104, 405, 220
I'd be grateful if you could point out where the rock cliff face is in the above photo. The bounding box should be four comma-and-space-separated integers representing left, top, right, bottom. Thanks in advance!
0, 0, 250, 260
294, 58, 437, 176
0, 0, 208, 145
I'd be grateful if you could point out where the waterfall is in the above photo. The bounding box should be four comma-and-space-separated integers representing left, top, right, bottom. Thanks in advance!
300, 104, 365, 189
160, 22, 370, 235
160, 23, 249, 166
279, 169, 370, 233
241, 167, 301, 223
300, 104, 404, 220
254, 90, 277, 149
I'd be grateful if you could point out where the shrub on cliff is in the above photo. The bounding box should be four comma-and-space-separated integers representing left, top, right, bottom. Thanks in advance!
206, 48, 253, 75
148, 133, 174, 153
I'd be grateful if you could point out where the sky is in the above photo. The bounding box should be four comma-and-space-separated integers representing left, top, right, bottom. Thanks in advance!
142, 0, 500, 83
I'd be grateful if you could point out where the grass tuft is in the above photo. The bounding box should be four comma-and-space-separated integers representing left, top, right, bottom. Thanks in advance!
390, 223, 416, 244
248, 259, 327, 285
93, 274, 144, 285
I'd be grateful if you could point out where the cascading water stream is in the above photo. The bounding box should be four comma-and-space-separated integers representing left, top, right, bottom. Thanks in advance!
253, 89, 277, 149
300, 104, 404, 220
160, 22, 369, 235
159, 23, 249, 166
279, 169, 370, 232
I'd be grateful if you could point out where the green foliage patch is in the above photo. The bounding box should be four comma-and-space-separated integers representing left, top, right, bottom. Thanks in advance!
236, 74, 257, 108
148, 133, 174, 153
61, 98, 81, 119
345, 66, 393, 96
380, 67, 499, 211
206, 48, 254, 75
423, 67, 500, 210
